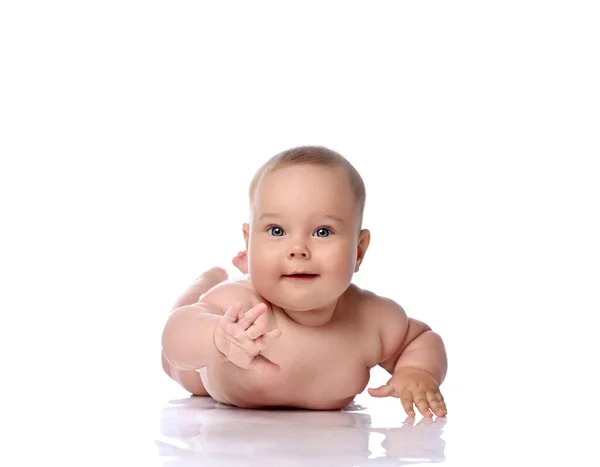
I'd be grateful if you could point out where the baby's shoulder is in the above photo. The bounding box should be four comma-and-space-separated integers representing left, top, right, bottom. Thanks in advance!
197, 275, 266, 312
349, 285, 410, 360
348, 285, 408, 324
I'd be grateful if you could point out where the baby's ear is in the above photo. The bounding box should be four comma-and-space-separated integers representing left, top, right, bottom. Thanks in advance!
355, 229, 371, 272
242, 223, 250, 249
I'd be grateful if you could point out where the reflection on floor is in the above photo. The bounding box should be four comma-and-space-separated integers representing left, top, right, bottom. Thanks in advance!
156, 393, 447, 466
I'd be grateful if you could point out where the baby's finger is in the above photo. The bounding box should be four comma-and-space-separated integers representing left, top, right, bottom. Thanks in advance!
437, 391, 447, 414
426, 390, 447, 417
367, 383, 393, 398
400, 390, 416, 417
237, 303, 267, 330
223, 302, 243, 323
414, 392, 434, 418
249, 354, 281, 373
246, 323, 264, 340
247, 316, 281, 339
253, 328, 282, 346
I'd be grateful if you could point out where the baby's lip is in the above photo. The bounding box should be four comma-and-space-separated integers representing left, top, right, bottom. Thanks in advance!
283, 272, 319, 277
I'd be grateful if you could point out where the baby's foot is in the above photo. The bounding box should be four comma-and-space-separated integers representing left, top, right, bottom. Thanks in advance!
198, 266, 228, 285
232, 251, 248, 274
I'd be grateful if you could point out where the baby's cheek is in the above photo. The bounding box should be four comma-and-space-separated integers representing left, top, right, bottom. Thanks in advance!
326, 258, 355, 285
342, 249, 359, 273
249, 258, 274, 287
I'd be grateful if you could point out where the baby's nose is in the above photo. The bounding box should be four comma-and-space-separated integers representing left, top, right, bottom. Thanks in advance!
289, 251, 308, 258
288, 244, 311, 259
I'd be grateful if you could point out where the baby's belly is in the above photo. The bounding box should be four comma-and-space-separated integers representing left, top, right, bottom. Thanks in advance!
199, 361, 370, 410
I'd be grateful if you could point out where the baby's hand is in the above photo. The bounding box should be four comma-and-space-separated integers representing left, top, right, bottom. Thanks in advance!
213, 302, 282, 373
368, 368, 447, 418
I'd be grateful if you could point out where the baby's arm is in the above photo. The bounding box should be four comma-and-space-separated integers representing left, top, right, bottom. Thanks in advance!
369, 299, 448, 417
379, 309, 447, 384
162, 280, 258, 371
161, 268, 229, 394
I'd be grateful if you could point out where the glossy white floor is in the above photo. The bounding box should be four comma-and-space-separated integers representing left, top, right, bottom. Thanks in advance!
22, 357, 593, 467
152, 365, 598, 467
156, 375, 448, 467
1, 337, 594, 467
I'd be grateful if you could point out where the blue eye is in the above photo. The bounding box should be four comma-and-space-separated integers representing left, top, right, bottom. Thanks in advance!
314, 227, 332, 238
267, 226, 285, 237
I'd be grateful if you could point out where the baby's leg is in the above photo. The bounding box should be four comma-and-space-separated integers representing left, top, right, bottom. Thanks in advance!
162, 351, 208, 396
171, 267, 228, 310
162, 267, 228, 396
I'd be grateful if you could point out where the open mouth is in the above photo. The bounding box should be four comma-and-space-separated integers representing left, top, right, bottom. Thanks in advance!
284, 273, 319, 279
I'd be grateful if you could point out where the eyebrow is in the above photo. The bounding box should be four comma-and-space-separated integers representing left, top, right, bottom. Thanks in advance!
258, 213, 345, 225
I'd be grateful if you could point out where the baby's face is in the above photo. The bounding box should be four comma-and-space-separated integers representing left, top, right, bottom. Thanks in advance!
244, 165, 364, 312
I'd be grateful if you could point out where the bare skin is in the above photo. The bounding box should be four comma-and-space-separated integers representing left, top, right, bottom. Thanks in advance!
163, 255, 448, 416
161, 267, 228, 396
162, 164, 448, 417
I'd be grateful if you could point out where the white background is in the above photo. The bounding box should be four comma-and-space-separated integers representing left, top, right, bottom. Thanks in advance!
1, 1, 599, 462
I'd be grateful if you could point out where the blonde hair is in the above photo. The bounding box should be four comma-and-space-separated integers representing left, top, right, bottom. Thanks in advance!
249, 145, 366, 227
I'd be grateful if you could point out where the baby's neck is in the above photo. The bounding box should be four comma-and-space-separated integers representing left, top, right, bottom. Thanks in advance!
280, 299, 342, 327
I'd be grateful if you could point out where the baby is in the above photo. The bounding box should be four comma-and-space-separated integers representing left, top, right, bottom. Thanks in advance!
161, 146, 448, 417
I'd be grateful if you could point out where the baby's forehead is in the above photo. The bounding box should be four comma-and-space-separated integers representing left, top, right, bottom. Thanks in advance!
252, 207, 347, 222
257, 165, 351, 195
251, 195, 357, 225
249, 164, 359, 219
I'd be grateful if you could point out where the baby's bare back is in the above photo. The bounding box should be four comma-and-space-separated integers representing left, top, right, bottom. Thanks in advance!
200, 284, 383, 410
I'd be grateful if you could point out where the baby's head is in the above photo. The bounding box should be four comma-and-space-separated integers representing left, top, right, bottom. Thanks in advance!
243, 146, 370, 314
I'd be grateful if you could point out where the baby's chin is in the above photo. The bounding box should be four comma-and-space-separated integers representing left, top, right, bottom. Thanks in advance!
252, 279, 341, 311
264, 292, 334, 313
